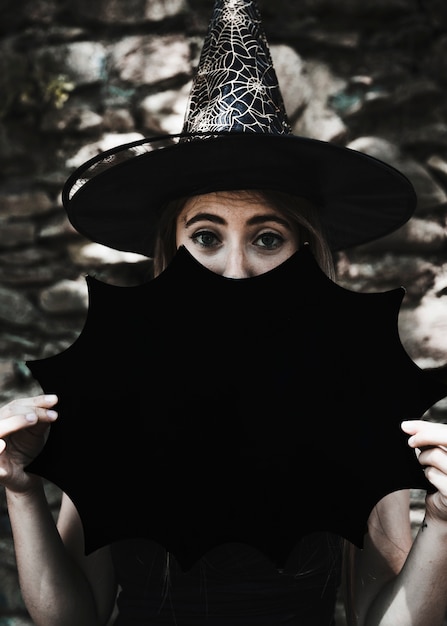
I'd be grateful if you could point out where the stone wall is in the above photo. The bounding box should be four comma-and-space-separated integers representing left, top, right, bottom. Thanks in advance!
1, 0, 447, 623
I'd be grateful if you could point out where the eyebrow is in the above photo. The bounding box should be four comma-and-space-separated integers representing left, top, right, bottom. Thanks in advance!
184, 212, 292, 229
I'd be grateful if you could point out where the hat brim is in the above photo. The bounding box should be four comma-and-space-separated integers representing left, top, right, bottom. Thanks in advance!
62, 131, 416, 256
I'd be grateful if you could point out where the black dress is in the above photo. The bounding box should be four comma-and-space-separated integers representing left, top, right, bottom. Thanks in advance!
111, 533, 343, 625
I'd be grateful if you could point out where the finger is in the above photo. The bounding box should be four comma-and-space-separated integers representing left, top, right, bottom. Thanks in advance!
422, 466, 447, 495
401, 419, 428, 434
33, 394, 58, 407
14, 394, 58, 410
0, 396, 58, 438
419, 447, 447, 475
0, 395, 58, 419
0, 413, 57, 438
401, 420, 447, 448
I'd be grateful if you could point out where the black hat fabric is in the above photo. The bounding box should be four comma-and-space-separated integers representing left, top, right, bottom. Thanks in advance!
62, 0, 417, 256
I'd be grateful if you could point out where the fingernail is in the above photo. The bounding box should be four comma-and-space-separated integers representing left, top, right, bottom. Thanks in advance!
44, 394, 57, 402
26, 413, 37, 423
47, 410, 58, 420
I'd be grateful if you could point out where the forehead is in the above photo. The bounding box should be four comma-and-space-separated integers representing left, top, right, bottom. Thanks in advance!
178, 190, 278, 219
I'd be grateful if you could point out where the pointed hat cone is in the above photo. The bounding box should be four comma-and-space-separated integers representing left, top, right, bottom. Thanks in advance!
182, 0, 291, 135
62, 0, 417, 256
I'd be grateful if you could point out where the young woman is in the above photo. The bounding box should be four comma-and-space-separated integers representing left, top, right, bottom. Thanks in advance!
1, 189, 447, 626
4, 0, 447, 621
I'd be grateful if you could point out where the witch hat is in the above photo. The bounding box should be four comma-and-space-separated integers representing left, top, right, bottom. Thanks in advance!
62, 0, 416, 256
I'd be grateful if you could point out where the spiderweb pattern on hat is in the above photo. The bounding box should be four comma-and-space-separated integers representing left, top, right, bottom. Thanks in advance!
183, 0, 291, 134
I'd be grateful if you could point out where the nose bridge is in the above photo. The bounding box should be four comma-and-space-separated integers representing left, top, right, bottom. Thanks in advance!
224, 240, 250, 278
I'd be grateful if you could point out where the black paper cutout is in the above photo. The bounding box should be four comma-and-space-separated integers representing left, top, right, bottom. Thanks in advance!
25, 245, 447, 571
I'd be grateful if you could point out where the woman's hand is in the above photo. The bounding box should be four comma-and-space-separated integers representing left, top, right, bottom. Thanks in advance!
402, 419, 447, 522
0, 395, 58, 493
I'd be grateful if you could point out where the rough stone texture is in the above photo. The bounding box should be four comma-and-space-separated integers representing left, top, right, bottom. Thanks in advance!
1, 0, 447, 623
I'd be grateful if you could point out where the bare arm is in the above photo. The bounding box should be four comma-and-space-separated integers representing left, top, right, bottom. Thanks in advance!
7, 485, 116, 626
349, 420, 447, 626
0, 396, 117, 626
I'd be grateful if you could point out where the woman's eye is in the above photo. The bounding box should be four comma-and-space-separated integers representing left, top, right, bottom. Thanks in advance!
254, 232, 285, 250
191, 230, 220, 247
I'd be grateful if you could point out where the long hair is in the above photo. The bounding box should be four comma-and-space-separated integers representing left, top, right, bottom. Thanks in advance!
341, 539, 358, 625
152, 189, 336, 279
